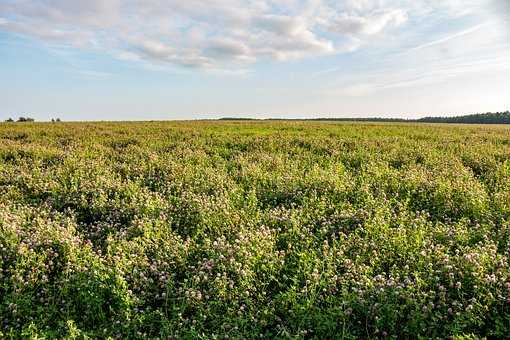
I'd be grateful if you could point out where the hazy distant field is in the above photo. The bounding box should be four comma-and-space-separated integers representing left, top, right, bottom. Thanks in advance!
1, 121, 509, 338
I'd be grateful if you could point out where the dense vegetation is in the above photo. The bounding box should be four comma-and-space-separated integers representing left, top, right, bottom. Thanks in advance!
1, 121, 510, 339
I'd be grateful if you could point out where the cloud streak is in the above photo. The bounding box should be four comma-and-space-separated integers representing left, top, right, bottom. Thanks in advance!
407, 23, 488, 52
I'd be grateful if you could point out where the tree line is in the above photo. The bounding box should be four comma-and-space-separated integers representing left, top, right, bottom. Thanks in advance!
418, 111, 510, 124
4, 117, 61, 122
5, 117, 35, 122
4, 111, 510, 124
220, 111, 510, 124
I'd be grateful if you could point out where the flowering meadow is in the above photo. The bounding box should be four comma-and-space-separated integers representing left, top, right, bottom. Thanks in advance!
1, 121, 509, 339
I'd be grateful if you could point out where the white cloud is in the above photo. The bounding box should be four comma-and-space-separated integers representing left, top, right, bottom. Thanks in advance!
206, 38, 254, 63
0, 18, 94, 46
132, 38, 213, 68
0, 0, 499, 70
254, 15, 306, 36
0, 0, 121, 28
327, 9, 408, 36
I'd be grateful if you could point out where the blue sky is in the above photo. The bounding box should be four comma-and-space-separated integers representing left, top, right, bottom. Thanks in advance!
1, 0, 509, 121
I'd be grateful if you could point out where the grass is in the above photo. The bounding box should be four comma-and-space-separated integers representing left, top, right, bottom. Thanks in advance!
1, 121, 510, 339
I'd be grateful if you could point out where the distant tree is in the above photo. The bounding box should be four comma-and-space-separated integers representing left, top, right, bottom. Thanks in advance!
56, 118, 61, 122
17, 117, 35, 122
5, 118, 14, 122
51, 118, 55, 123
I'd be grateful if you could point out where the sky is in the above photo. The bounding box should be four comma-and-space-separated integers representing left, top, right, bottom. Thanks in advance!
0, 0, 509, 121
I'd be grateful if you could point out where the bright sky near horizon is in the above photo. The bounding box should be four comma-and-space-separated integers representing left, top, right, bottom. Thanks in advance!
1, 0, 509, 121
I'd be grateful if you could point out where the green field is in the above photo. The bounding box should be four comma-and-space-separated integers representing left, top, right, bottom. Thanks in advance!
1, 121, 510, 338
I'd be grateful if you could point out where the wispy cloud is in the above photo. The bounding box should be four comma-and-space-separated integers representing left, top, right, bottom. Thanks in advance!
74, 70, 114, 79
406, 23, 489, 52
327, 52, 510, 98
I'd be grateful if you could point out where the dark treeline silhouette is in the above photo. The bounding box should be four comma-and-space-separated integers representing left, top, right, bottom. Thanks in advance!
220, 111, 510, 124
418, 111, 510, 124
219, 117, 257, 121
4, 117, 63, 123
3, 112, 509, 124
3, 117, 35, 122
15, 117, 35, 122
